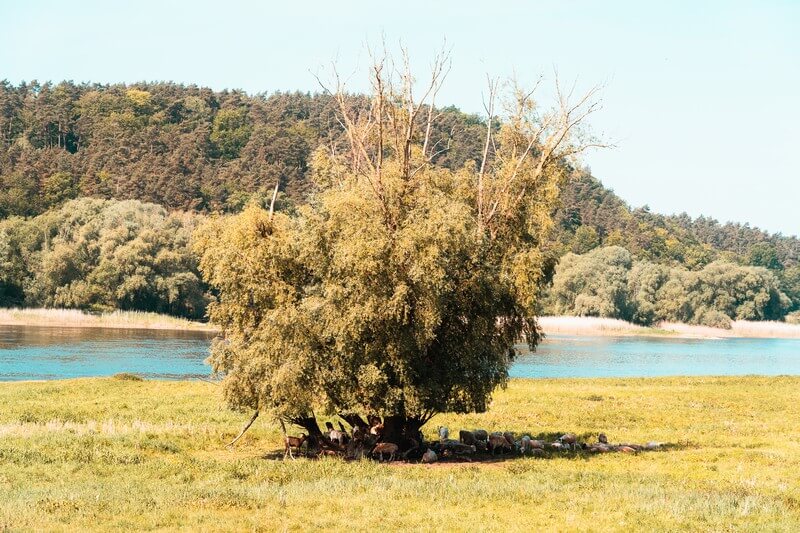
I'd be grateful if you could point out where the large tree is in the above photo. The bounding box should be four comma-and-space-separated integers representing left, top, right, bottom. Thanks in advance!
195, 51, 602, 448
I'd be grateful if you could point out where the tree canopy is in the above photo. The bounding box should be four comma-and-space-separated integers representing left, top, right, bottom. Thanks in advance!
0, 198, 206, 317
545, 246, 792, 328
195, 53, 602, 445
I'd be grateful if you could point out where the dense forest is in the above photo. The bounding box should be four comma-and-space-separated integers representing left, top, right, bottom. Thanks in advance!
0, 80, 797, 324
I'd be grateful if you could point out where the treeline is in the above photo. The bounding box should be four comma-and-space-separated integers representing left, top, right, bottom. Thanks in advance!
0, 198, 206, 317
2, 80, 797, 270
556, 172, 800, 270
0, 80, 798, 322
544, 246, 799, 328
0, 80, 484, 216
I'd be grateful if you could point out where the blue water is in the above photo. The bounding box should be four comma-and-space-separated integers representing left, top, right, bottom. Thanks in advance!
511, 335, 800, 378
0, 325, 213, 381
1, 325, 800, 381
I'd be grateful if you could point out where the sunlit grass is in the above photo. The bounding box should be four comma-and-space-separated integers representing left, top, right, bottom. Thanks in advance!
0, 307, 216, 331
1, 376, 799, 530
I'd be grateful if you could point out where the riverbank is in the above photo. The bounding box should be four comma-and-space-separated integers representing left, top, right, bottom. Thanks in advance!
0, 308, 217, 332
1, 376, 798, 530
539, 315, 800, 339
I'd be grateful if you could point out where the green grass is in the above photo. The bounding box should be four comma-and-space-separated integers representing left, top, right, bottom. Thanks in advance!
1, 376, 799, 531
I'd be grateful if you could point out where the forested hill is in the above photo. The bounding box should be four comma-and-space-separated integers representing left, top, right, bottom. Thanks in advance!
556, 172, 799, 270
1, 80, 798, 322
1, 80, 796, 270
0, 80, 485, 214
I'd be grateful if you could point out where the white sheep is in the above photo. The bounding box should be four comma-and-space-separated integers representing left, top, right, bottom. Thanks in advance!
519, 435, 532, 455
422, 448, 438, 463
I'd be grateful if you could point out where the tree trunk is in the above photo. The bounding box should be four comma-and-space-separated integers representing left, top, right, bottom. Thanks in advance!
291, 416, 343, 453
338, 413, 368, 431
381, 415, 425, 451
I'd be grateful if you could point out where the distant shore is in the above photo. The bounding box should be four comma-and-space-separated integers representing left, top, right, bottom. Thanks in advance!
0, 308, 218, 332
538, 316, 800, 340
2, 308, 798, 339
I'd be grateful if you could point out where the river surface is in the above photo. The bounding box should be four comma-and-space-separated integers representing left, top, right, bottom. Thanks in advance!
1, 325, 799, 381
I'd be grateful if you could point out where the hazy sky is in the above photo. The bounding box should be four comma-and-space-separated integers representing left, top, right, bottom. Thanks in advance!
2, 0, 798, 235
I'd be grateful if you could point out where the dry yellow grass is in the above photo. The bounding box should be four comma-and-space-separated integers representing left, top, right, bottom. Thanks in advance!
540, 315, 800, 339
538, 316, 674, 337
0, 308, 217, 331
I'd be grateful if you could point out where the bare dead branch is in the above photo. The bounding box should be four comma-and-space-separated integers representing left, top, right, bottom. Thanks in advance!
227, 410, 259, 448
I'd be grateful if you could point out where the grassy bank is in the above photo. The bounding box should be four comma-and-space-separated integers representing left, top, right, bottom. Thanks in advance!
539, 315, 800, 339
1, 376, 799, 531
0, 308, 217, 332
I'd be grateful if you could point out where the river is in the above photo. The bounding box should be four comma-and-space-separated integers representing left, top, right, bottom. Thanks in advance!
1, 325, 799, 381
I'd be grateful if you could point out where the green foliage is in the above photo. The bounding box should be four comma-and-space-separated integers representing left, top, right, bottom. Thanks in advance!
1, 79, 797, 326
548, 246, 633, 319
41, 172, 80, 206
570, 225, 599, 254
0, 199, 207, 317
554, 172, 799, 270
779, 266, 800, 311
545, 247, 791, 327
195, 67, 592, 431
210, 108, 252, 159
627, 261, 671, 325
747, 242, 782, 270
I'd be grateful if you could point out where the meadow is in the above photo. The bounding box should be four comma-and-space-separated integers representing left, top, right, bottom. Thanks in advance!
1, 376, 799, 531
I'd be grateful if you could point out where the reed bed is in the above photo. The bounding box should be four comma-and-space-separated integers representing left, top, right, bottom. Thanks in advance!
540, 315, 800, 339
0, 307, 216, 331
538, 316, 673, 337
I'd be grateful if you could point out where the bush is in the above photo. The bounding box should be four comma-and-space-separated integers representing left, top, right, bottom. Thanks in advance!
112, 373, 144, 381
691, 307, 732, 329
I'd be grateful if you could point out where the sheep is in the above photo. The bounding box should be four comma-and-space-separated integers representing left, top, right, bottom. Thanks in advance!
438, 426, 449, 441
559, 433, 577, 445
558, 433, 578, 450
441, 439, 477, 455
488, 434, 511, 455
284, 434, 307, 460
372, 442, 399, 462
325, 422, 348, 446
422, 448, 438, 463
473, 429, 489, 442
459, 429, 477, 446
519, 435, 532, 455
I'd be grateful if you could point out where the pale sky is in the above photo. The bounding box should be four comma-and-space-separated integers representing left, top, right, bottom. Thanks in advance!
1, 0, 798, 235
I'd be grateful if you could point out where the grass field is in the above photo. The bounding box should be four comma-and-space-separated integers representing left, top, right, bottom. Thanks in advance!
1, 376, 799, 531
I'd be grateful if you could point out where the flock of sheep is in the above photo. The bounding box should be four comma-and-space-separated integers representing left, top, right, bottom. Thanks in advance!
420, 426, 664, 463
283, 421, 664, 463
